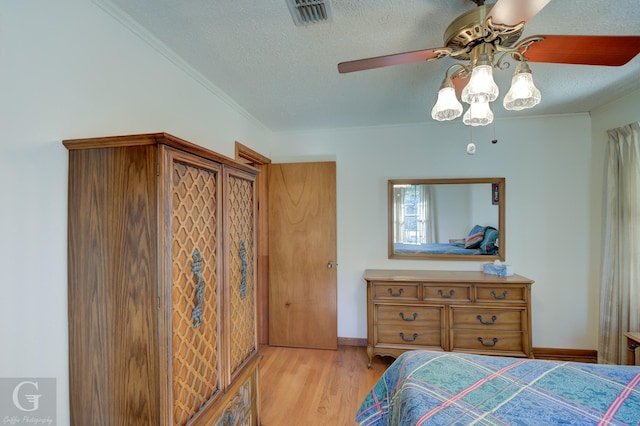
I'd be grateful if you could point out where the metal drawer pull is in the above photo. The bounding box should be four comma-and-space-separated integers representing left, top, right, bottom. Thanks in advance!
388, 288, 404, 297
399, 332, 418, 342
399, 312, 418, 321
239, 241, 247, 300
478, 337, 498, 347
491, 290, 508, 299
191, 249, 205, 329
476, 315, 498, 325
438, 289, 455, 298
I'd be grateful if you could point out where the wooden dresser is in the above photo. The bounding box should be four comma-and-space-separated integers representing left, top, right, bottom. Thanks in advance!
364, 269, 534, 367
65, 133, 259, 425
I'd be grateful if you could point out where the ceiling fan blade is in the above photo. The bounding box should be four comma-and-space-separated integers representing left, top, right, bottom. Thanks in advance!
521, 35, 640, 66
485, 0, 550, 26
337, 47, 451, 74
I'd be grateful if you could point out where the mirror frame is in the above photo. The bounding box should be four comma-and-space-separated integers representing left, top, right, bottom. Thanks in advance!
388, 177, 505, 261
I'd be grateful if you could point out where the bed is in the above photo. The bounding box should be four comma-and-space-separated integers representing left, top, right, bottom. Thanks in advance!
355, 350, 640, 425
393, 242, 486, 255
393, 225, 500, 256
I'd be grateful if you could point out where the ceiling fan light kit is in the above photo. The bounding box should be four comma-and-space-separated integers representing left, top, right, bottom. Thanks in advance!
430, 5, 543, 127
338, 0, 640, 127
462, 58, 499, 104
463, 100, 494, 126
434, 44, 540, 126
503, 60, 541, 110
431, 79, 463, 121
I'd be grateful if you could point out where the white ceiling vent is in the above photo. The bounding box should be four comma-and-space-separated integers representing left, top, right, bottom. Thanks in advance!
286, 0, 333, 26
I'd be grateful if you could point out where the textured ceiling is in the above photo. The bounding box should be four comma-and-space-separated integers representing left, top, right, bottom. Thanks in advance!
96, 0, 640, 132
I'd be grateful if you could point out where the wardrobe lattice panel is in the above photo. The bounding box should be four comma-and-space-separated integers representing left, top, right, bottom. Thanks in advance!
227, 174, 256, 374
171, 161, 220, 425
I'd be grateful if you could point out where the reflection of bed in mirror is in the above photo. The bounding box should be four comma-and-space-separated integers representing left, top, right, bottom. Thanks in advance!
389, 178, 505, 261
393, 243, 483, 255
393, 225, 499, 256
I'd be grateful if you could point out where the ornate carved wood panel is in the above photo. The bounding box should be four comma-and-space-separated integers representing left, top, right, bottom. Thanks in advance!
171, 160, 222, 424
227, 171, 257, 378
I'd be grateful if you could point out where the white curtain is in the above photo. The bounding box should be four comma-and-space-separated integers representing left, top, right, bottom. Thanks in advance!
598, 121, 640, 365
394, 187, 405, 244
417, 185, 435, 243
394, 185, 435, 244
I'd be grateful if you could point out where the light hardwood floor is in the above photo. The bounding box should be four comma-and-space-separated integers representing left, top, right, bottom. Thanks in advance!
258, 345, 393, 426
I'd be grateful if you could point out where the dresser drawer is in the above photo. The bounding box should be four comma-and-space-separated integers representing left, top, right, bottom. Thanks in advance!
211, 382, 252, 426
377, 324, 443, 347
210, 365, 256, 426
451, 307, 524, 331
376, 305, 444, 347
376, 304, 443, 327
373, 282, 419, 300
476, 286, 527, 303
452, 330, 524, 353
423, 284, 471, 302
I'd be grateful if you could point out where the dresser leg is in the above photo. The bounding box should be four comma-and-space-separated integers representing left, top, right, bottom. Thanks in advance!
366, 346, 374, 369
626, 336, 640, 365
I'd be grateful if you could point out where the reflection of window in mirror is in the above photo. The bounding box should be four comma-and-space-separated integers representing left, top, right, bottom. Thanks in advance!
393, 184, 435, 245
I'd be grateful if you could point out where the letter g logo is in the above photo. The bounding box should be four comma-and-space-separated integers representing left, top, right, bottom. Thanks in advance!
12, 381, 41, 412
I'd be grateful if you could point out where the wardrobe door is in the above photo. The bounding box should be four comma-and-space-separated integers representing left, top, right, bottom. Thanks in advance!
224, 167, 258, 381
161, 147, 224, 425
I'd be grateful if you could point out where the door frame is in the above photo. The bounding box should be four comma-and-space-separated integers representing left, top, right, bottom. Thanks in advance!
235, 142, 271, 345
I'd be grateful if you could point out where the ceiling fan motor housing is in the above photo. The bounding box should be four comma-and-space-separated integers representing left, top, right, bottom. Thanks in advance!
444, 4, 524, 61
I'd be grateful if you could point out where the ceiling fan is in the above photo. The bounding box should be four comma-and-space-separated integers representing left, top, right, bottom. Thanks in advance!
337, 0, 640, 125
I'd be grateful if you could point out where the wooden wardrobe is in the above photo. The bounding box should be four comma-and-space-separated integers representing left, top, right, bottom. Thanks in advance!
64, 133, 259, 426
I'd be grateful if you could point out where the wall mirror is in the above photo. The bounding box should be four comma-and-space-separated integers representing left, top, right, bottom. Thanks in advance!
388, 177, 505, 261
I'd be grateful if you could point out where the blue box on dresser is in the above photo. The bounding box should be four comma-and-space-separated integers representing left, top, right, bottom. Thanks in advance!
483, 262, 514, 276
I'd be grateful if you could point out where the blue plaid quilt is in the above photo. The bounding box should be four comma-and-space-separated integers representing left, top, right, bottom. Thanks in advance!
355, 350, 640, 425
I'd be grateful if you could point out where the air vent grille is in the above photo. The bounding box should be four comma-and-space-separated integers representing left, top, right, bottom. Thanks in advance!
286, 0, 333, 26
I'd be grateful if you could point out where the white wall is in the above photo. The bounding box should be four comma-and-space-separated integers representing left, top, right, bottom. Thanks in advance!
2, 0, 638, 424
433, 184, 473, 242
469, 183, 499, 230
269, 115, 595, 349
0, 1, 271, 424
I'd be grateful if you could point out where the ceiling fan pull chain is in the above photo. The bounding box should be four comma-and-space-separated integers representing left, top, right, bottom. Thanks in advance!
467, 127, 477, 155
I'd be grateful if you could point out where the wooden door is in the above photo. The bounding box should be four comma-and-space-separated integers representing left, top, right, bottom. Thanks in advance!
162, 147, 224, 425
224, 166, 258, 381
268, 162, 337, 349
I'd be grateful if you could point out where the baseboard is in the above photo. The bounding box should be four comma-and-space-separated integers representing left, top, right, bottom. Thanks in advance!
532, 347, 597, 363
337, 338, 597, 363
338, 337, 367, 347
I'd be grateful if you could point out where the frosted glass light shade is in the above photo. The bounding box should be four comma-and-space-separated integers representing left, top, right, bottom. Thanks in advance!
503, 61, 541, 111
463, 101, 493, 126
461, 55, 498, 104
431, 86, 463, 121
